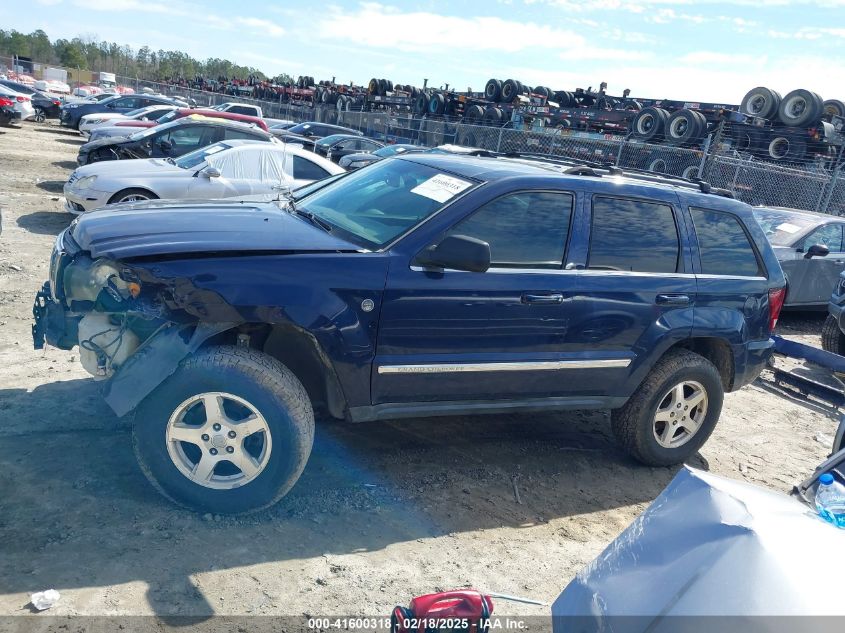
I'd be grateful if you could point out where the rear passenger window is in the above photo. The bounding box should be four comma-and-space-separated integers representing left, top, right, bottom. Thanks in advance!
445, 192, 573, 268
589, 197, 680, 273
293, 156, 331, 181
691, 208, 762, 277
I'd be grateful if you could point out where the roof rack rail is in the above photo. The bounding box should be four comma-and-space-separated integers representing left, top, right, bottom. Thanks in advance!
491, 151, 735, 199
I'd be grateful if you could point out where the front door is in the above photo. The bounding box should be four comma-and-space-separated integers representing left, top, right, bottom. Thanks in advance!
781, 222, 845, 306
374, 189, 611, 405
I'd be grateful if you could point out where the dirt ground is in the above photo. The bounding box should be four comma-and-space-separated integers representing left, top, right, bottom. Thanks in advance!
0, 120, 839, 623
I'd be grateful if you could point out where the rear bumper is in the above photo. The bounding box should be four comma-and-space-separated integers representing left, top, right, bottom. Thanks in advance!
733, 337, 776, 390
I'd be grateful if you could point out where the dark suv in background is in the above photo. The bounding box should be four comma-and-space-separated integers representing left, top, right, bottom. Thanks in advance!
32, 154, 786, 514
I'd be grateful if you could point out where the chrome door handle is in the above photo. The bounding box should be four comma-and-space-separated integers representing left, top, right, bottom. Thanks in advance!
656, 294, 690, 305
522, 293, 564, 304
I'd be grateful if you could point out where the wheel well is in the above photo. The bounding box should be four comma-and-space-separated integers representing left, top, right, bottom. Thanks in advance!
202, 324, 348, 420
108, 187, 158, 204
670, 338, 734, 390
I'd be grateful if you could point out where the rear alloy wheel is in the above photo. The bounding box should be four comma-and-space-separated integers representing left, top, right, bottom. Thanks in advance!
611, 349, 723, 466
33, 107, 46, 123
109, 188, 158, 204
133, 345, 314, 514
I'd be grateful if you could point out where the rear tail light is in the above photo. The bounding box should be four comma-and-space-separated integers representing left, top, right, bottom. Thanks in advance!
53, 99, 61, 105
0, 98, 12, 107
768, 287, 787, 332
16, 96, 30, 102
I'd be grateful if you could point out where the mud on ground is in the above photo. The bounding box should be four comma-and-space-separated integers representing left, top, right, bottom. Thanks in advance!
0, 120, 838, 620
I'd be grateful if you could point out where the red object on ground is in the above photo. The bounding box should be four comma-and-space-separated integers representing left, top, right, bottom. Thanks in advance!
112, 108, 269, 131
391, 589, 493, 633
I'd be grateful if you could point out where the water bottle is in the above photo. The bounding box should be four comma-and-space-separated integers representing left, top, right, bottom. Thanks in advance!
814, 473, 845, 528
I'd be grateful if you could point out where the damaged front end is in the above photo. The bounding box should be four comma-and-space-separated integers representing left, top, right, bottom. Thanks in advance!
32, 227, 236, 416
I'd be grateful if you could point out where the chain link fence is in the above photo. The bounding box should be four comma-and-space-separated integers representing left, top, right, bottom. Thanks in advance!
3, 57, 844, 215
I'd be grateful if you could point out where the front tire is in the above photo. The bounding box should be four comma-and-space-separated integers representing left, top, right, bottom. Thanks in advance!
108, 188, 159, 204
611, 349, 723, 466
132, 346, 314, 514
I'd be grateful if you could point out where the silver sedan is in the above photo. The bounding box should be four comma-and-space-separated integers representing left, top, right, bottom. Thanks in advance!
754, 206, 845, 308
63, 140, 344, 214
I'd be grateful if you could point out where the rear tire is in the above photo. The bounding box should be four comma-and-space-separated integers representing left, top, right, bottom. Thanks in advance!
132, 345, 314, 514
821, 314, 845, 355
611, 349, 723, 466
740, 86, 780, 119
631, 107, 669, 142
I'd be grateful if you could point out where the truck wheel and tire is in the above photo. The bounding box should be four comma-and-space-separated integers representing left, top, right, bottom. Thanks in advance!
368, 78, 380, 95
665, 109, 704, 146
413, 93, 427, 115
767, 134, 807, 162
109, 188, 159, 204
501, 79, 520, 102
740, 87, 781, 119
778, 89, 824, 127
821, 315, 845, 355
483, 107, 503, 125
823, 99, 845, 120
428, 93, 446, 115
631, 107, 669, 142
611, 349, 723, 466
484, 79, 502, 102
133, 346, 314, 514
464, 104, 485, 121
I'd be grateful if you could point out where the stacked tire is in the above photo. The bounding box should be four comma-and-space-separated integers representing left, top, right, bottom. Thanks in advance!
483, 78, 553, 104
367, 78, 394, 96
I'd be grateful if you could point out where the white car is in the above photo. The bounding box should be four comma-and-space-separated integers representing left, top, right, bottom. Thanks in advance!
0, 84, 35, 121
78, 104, 179, 137
63, 140, 344, 214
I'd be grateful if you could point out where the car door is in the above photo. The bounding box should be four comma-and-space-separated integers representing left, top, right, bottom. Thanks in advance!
373, 188, 601, 405
781, 223, 845, 306
184, 149, 259, 199
576, 193, 696, 398
152, 124, 219, 158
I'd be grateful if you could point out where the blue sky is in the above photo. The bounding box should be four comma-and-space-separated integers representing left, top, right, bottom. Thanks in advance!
0, 0, 840, 104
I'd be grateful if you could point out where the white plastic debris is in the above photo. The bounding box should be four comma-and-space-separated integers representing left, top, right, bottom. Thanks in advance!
30, 589, 60, 611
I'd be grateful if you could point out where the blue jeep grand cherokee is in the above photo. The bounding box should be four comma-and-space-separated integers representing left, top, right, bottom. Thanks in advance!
32, 154, 786, 513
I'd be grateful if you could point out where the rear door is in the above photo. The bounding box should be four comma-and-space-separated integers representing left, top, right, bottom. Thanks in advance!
689, 206, 770, 342
577, 192, 696, 398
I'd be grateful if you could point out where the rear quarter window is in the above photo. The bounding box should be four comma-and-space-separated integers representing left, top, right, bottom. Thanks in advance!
691, 207, 763, 277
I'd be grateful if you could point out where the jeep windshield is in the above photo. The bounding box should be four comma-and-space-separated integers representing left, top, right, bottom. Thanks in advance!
296, 158, 477, 248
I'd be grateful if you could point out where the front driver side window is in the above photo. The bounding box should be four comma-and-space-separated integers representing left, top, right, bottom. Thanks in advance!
442, 191, 574, 269
803, 224, 843, 253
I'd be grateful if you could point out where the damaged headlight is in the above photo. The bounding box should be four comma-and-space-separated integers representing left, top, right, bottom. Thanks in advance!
63, 256, 134, 304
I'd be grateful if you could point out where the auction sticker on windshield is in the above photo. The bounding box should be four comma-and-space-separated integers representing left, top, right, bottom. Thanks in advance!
776, 222, 801, 234
411, 174, 472, 203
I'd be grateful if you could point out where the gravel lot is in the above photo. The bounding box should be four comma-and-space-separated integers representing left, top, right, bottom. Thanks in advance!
0, 120, 839, 622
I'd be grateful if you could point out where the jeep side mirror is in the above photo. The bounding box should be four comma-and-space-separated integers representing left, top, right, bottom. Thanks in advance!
804, 243, 830, 259
416, 234, 491, 273
202, 166, 221, 178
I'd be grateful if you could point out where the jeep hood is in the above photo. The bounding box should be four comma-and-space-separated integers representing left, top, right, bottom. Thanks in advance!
70, 201, 363, 259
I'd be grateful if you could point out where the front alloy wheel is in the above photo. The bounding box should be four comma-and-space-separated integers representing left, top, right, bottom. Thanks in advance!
166, 392, 272, 489
133, 345, 314, 514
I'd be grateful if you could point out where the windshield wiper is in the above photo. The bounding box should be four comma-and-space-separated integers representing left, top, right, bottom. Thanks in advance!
284, 195, 333, 233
